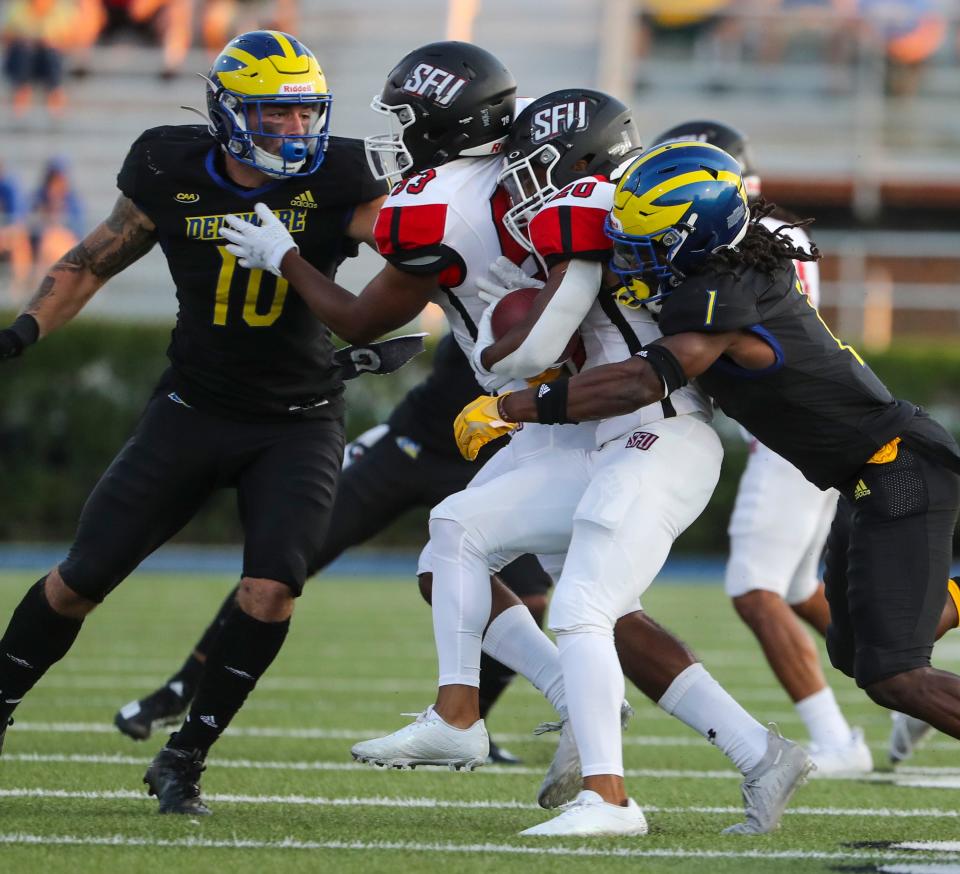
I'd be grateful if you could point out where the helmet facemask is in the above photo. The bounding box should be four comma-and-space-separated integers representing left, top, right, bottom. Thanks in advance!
499, 143, 563, 251
210, 85, 331, 178
364, 95, 418, 183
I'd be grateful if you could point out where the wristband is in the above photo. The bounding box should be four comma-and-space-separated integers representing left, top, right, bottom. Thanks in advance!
0, 313, 40, 359
534, 379, 579, 425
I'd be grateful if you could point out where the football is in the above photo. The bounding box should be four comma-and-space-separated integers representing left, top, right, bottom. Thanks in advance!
489, 287, 581, 363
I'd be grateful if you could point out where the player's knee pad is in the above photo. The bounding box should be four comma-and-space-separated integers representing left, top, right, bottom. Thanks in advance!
548, 575, 619, 636
429, 502, 499, 562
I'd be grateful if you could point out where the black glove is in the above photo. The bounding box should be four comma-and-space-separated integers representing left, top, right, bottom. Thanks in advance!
334, 332, 428, 380
0, 314, 39, 361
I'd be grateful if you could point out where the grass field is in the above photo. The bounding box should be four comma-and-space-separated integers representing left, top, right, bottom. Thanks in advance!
1, 570, 958, 874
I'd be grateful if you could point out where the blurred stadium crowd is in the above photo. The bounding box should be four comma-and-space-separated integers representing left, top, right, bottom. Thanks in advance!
0, 0, 958, 341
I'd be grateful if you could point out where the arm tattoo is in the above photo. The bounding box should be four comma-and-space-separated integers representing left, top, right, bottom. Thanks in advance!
25, 196, 157, 313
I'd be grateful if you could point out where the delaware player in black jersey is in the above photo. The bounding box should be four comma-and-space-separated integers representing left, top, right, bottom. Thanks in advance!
0, 31, 388, 814
112, 334, 552, 765
459, 142, 960, 741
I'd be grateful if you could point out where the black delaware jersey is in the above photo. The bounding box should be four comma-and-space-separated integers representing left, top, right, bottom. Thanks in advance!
657, 263, 918, 489
118, 125, 386, 422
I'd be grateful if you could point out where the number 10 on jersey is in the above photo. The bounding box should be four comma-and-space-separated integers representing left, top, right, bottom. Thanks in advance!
212, 246, 289, 327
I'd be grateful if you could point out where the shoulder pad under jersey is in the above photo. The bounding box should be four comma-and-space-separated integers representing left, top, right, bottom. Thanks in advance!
374, 163, 486, 285
528, 176, 614, 269
658, 265, 782, 335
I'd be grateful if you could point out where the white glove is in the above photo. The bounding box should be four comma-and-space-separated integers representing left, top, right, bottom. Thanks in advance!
221, 202, 298, 277
490, 254, 544, 291
470, 301, 512, 393
476, 256, 544, 306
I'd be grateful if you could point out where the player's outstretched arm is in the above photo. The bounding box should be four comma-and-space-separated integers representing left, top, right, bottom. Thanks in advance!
0, 195, 157, 361
223, 203, 436, 344
500, 331, 737, 423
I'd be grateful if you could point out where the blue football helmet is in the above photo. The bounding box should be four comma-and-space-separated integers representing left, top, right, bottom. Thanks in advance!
604, 142, 750, 304
206, 31, 332, 178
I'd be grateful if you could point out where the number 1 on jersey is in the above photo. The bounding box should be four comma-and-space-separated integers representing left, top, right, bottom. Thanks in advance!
213, 246, 288, 327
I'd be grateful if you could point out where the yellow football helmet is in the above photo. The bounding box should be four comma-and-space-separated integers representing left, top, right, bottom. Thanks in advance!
206, 31, 331, 178
604, 142, 750, 304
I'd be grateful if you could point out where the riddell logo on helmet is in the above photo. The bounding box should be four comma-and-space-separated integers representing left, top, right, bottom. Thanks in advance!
402, 64, 467, 106
280, 83, 315, 94
531, 101, 589, 143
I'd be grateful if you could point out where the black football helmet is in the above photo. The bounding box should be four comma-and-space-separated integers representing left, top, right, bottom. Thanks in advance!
651, 120, 760, 201
365, 41, 516, 181
498, 88, 644, 249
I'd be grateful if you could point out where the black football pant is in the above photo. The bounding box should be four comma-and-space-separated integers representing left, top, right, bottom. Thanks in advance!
825, 445, 960, 688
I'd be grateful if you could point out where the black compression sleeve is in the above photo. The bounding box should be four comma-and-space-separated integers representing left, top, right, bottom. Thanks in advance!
636, 344, 688, 396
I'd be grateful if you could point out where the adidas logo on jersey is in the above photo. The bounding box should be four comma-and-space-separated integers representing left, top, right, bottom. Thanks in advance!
854, 479, 871, 500
531, 101, 589, 144
291, 191, 317, 209
402, 63, 467, 106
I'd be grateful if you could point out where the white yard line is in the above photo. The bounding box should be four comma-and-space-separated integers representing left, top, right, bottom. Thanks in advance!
0, 831, 956, 863
12, 719, 957, 754
1, 787, 959, 819
6, 745, 960, 785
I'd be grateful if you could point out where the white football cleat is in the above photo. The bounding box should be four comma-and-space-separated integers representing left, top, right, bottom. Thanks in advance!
723, 726, 814, 835
350, 706, 488, 770
888, 712, 934, 764
534, 700, 634, 809
807, 727, 873, 776
535, 715, 580, 809
520, 789, 648, 837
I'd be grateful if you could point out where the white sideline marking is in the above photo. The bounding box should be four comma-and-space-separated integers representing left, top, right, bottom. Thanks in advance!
895, 843, 960, 852
0, 832, 955, 863
8, 747, 960, 786
880, 866, 960, 874
2, 787, 960, 820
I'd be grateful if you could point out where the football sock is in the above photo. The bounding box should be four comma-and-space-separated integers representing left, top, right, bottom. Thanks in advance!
193, 584, 240, 658
169, 607, 288, 755
658, 662, 769, 775
430, 517, 491, 688
0, 578, 83, 721
556, 628, 625, 776
482, 604, 565, 714
477, 652, 515, 719
166, 585, 240, 701
795, 686, 851, 750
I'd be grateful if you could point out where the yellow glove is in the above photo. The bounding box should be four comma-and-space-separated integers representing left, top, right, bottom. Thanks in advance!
454, 393, 518, 461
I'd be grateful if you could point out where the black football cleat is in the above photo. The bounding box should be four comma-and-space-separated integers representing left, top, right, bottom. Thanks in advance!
144, 746, 212, 815
487, 737, 522, 765
115, 686, 187, 741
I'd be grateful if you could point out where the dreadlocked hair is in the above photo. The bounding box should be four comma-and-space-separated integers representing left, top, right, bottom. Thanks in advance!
701, 199, 821, 279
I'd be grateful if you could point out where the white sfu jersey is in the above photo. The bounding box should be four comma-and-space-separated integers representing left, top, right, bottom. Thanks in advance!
526, 175, 713, 447
726, 216, 838, 602
374, 156, 531, 375
376, 158, 597, 580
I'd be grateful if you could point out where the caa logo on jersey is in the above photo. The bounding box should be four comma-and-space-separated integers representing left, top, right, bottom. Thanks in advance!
175, 192, 199, 203
402, 63, 467, 106
531, 101, 589, 144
